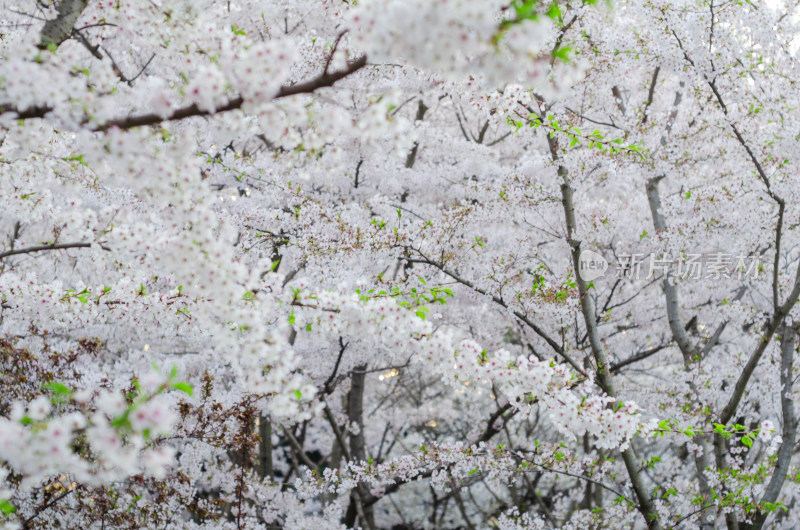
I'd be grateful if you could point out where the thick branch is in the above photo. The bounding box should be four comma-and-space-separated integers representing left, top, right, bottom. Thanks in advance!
359, 405, 514, 510
343, 364, 375, 529
717, 264, 800, 427
283, 426, 318, 471
560, 182, 662, 530
748, 323, 796, 529
642, 66, 660, 124
0, 242, 108, 260
39, 0, 90, 48
3, 56, 368, 131
404, 99, 429, 169
323, 403, 351, 463
99, 55, 367, 131
646, 177, 694, 365
257, 415, 274, 482
548, 97, 661, 525
609, 343, 670, 373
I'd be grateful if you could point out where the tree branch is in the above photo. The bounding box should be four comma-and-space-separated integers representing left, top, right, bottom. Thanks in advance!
546, 90, 661, 526
642, 66, 660, 124
610, 342, 670, 373
403, 254, 587, 377
747, 323, 797, 529
0, 242, 109, 260
39, 0, 90, 48
2, 56, 368, 131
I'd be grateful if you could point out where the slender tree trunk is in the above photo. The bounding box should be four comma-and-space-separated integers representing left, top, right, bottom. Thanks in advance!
343, 365, 375, 529
560, 181, 662, 529
745, 323, 796, 529
257, 414, 274, 482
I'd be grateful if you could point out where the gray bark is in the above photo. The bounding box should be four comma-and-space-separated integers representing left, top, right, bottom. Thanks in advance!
747, 324, 796, 529
39, 0, 90, 49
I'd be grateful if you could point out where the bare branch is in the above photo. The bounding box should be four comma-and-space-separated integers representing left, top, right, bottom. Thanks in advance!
2, 56, 368, 131
404, 254, 587, 377
0, 242, 108, 260
642, 66, 660, 124
610, 343, 670, 373
748, 323, 797, 529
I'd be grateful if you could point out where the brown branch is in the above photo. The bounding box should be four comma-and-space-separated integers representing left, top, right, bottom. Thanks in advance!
403, 254, 587, 377
642, 66, 660, 124
404, 100, 429, 168
717, 270, 800, 427
611, 86, 627, 115
71, 29, 102, 60
321, 337, 348, 396
609, 342, 670, 372
324, 31, 349, 74
475, 403, 514, 444
21, 488, 75, 529
0, 242, 109, 260
322, 403, 351, 463
283, 426, 318, 471
360, 404, 513, 510
2, 56, 368, 131
550, 15, 579, 66
513, 450, 632, 503
97, 55, 367, 131
343, 364, 376, 529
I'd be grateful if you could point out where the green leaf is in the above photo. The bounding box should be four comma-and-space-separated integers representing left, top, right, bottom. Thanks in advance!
293, 389, 302, 400
0, 499, 15, 515
553, 46, 572, 62
43, 381, 72, 397
172, 382, 194, 396
546, 2, 562, 20
63, 154, 88, 166
110, 413, 131, 430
